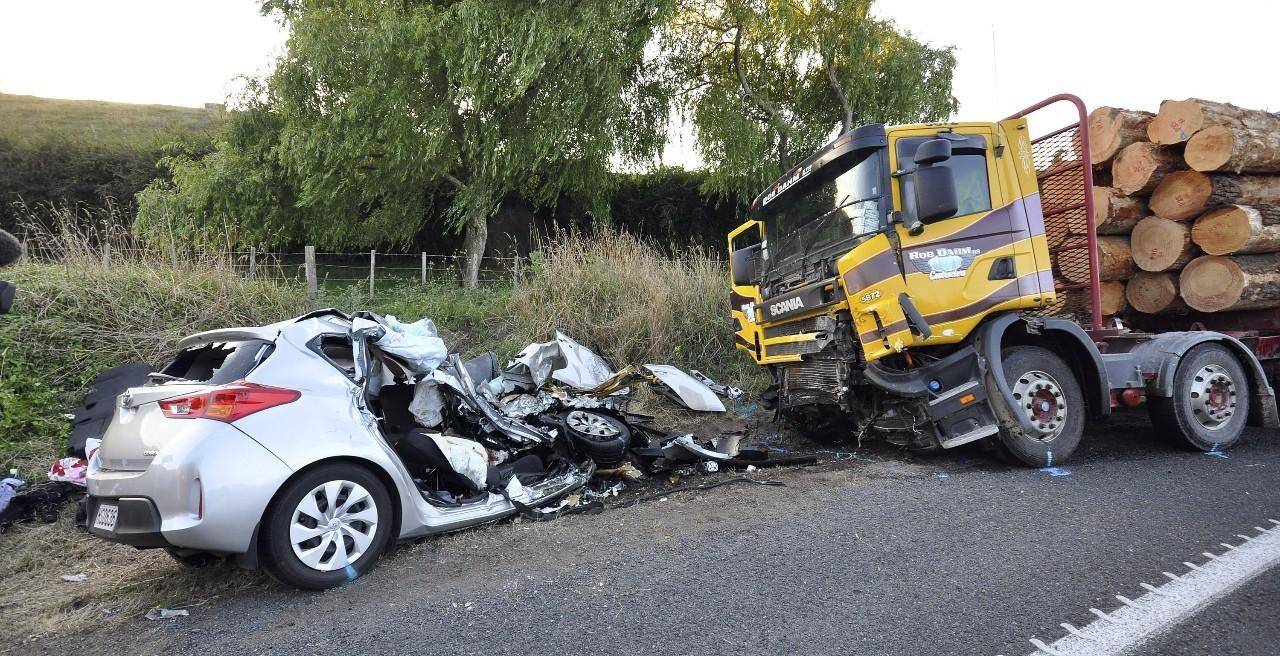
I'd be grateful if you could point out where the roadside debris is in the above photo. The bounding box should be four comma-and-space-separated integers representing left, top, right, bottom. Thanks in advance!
0, 477, 22, 516
0, 481, 83, 529
48, 457, 87, 486
144, 608, 190, 620
60, 573, 89, 583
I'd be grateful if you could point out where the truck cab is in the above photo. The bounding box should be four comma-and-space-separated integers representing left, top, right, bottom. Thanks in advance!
731, 118, 1053, 364
729, 94, 1277, 466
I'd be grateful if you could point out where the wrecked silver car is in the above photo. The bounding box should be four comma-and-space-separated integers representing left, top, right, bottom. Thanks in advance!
83, 310, 738, 589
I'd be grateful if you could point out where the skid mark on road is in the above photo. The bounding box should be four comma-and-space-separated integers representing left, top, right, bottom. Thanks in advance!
1014, 519, 1280, 656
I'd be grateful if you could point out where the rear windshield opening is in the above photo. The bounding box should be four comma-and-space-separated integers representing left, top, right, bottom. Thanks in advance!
161, 340, 272, 384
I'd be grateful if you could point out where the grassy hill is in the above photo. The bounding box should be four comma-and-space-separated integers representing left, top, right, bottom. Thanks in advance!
0, 93, 225, 149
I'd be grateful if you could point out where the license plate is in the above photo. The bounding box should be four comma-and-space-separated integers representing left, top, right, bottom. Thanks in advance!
93, 503, 119, 532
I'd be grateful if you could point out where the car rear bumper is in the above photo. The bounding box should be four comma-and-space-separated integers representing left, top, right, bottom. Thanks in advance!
87, 422, 294, 554
84, 496, 169, 548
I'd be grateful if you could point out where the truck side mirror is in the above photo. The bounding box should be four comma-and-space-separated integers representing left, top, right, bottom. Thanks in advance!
913, 139, 958, 223
731, 243, 761, 286
913, 138, 952, 166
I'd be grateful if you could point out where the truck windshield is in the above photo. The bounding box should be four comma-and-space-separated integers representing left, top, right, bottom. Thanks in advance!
761, 148, 885, 277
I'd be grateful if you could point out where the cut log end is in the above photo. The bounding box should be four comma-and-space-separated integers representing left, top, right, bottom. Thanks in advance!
1131, 216, 1197, 271
1191, 204, 1280, 255
1149, 170, 1213, 221
1100, 280, 1127, 316
1111, 142, 1180, 196
1184, 125, 1235, 172
1088, 107, 1154, 166
1126, 271, 1185, 314
1179, 253, 1280, 312
1148, 99, 1205, 145
1060, 236, 1135, 283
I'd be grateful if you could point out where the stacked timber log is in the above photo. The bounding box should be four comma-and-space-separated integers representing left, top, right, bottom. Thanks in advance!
1078, 100, 1280, 318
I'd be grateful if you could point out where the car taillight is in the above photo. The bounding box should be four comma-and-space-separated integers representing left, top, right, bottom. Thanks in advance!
158, 382, 300, 423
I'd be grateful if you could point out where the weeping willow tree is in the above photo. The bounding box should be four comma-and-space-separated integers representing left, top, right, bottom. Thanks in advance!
140, 0, 672, 288
660, 0, 958, 200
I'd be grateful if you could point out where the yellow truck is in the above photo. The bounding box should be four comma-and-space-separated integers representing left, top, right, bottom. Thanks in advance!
728, 94, 1279, 466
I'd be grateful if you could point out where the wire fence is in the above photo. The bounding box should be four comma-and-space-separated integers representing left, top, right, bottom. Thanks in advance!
23, 243, 528, 296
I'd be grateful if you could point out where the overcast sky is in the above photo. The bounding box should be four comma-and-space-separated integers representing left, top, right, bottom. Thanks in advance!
3, 0, 1278, 167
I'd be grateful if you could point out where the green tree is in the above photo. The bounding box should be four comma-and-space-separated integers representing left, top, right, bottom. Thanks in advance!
168, 0, 672, 288
661, 0, 958, 201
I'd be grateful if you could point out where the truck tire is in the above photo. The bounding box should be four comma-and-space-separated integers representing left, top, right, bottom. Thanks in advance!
1148, 343, 1250, 451
260, 463, 393, 590
993, 346, 1085, 467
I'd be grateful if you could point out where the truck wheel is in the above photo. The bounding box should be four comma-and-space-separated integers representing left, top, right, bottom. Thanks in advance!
993, 346, 1085, 467
1148, 343, 1250, 451
260, 463, 393, 590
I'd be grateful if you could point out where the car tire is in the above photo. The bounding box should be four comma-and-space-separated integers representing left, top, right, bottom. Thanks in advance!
260, 463, 393, 590
560, 410, 630, 466
1148, 343, 1250, 452
992, 346, 1085, 468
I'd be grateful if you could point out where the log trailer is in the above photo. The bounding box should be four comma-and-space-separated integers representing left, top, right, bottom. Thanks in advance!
727, 94, 1279, 466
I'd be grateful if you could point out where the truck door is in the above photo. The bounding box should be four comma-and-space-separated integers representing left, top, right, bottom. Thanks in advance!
889, 126, 1044, 345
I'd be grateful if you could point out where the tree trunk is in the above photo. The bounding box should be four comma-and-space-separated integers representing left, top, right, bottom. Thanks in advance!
1131, 216, 1198, 271
1061, 235, 1135, 283
1126, 271, 1188, 314
1093, 186, 1147, 235
1111, 142, 1182, 195
1148, 98, 1280, 145
1150, 171, 1280, 221
1088, 107, 1154, 165
1100, 280, 1127, 316
1190, 204, 1280, 255
1184, 124, 1280, 173
1179, 253, 1280, 312
461, 209, 489, 289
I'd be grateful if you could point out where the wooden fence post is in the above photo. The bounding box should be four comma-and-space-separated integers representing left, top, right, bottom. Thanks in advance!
421, 252, 427, 285
102, 242, 110, 270
512, 255, 522, 288
248, 246, 257, 280
369, 249, 376, 299
305, 246, 317, 300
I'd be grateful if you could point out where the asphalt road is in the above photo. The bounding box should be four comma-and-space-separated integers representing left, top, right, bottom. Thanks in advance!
25, 411, 1280, 655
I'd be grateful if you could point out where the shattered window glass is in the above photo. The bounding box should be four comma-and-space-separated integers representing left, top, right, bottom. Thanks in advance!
161, 340, 272, 384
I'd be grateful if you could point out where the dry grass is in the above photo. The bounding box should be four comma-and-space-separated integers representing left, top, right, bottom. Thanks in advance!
0, 515, 272, 645
515, 229, 766, 387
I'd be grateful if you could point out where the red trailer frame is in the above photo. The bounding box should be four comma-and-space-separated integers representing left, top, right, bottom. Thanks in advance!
1005, 93, 1103, 332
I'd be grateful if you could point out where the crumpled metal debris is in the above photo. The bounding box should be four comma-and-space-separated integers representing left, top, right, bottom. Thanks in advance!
689, 369, 745, 400
508, 331, 615, 390
145, 608, 190, 620
498, 393, 554, 419
643, 365, 726, 412
661, 434, 735, 463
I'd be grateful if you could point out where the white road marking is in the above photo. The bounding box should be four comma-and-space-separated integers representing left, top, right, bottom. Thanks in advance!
1022, 519, 1280, 656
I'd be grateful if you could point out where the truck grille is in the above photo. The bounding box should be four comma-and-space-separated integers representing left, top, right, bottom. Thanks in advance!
764, 316, 823, 339
782, 359, 842, 392
766, 340, 823, 357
